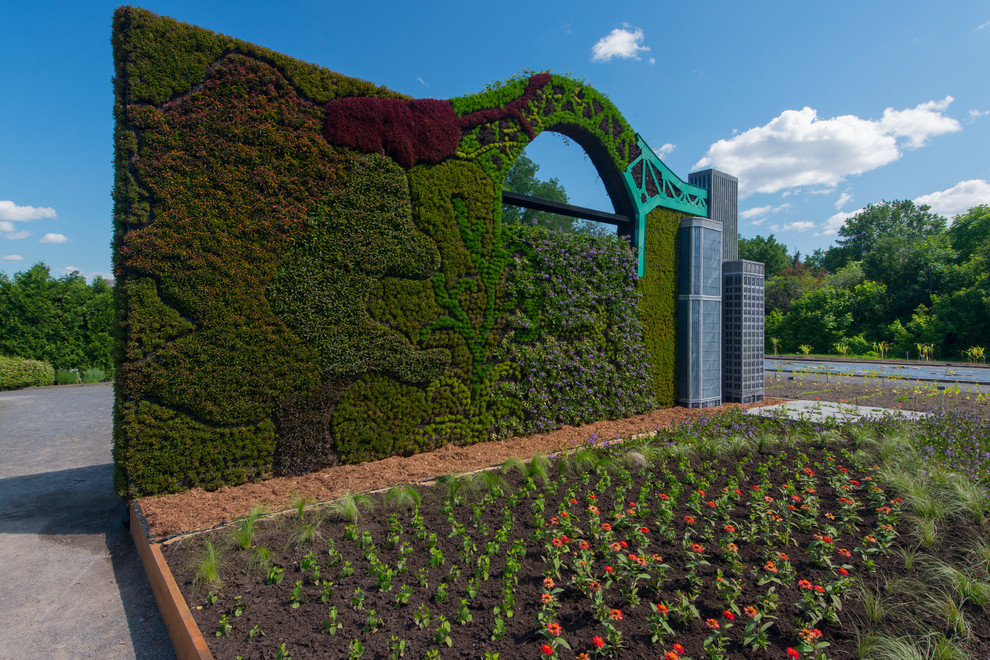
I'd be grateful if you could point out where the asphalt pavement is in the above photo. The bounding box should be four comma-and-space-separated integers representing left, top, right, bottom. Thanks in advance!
0, 383, 173, 660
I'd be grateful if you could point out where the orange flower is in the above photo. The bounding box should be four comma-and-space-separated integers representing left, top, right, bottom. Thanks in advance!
546, 622, 562, 636
705, 618, 720, 630
541, 593, 555, 604
744, 605, 759, 619
609, 609, 623, 620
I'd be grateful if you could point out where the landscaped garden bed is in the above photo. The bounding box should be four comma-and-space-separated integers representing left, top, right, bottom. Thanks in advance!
160, 406, 990, 659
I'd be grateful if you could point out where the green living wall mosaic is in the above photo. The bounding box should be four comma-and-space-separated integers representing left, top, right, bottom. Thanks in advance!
112, 7, 683, 496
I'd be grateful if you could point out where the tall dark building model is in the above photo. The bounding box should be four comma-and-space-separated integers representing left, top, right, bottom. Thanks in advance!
721, 260, 765, 403
687, 169, 765, 405
677, 217, 723, 408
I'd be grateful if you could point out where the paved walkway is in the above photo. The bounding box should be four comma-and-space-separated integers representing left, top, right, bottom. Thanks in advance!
746, 398, 931, 424
0, 384, 173, 660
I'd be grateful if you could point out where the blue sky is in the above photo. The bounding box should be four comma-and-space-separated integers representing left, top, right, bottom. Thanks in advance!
2, 1, 988, 280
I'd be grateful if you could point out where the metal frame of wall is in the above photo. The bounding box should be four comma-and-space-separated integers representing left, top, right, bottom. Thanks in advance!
677, 217, 722, 408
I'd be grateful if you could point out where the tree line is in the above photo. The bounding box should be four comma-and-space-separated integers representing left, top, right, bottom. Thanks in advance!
742, 201, 990, 361
0, 263, 114, 373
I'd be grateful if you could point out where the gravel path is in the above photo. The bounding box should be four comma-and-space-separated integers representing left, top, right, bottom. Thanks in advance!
0, 383, 173, 660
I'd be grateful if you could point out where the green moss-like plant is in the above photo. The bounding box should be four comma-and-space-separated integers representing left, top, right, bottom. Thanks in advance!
113, 8, 681, 496
639, 207, 683, 406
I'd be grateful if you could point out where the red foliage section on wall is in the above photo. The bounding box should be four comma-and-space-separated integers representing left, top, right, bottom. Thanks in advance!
456, 72, 552, 140
324, 97, 461, 168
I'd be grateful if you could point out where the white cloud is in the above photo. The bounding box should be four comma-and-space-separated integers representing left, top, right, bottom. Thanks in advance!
970, 109, 989, 120
39, 233, 68, 244
591, 25, 650, 62
0, 200, 57, 222
653, 143, 676, 159
0, 221, 12, 232
878, 97, 960, 148
416, 77, 427, 87
60, 266, 114, 283
740, 203, 790, 220
834, 192, 852, 209
750, 218, 768, 226
649, 57, 656, 66
1, 254, 24, 261
975, 20, 990, 31
914, 179, 990, 218
5, 230, 31, 240
819, 209, 862, 236
782, 221, 815, 232
694, 98, 961, 196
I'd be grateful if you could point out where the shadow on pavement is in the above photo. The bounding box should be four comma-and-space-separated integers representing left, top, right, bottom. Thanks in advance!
0, 464, 175, 659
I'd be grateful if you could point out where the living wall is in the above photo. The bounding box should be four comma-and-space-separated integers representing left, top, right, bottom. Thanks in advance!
113, 7, 680, 497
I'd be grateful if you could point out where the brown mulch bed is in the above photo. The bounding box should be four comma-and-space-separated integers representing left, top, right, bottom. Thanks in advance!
137, 399, 781, 540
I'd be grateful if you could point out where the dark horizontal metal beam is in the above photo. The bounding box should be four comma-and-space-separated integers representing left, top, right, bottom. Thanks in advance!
501, 190, 632, 226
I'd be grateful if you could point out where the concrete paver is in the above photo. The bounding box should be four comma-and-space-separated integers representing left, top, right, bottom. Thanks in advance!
0, 384, 173, 660
745, 399, 931, 424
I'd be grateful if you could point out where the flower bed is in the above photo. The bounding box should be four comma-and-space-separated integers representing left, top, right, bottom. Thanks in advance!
162, 412, 990, 659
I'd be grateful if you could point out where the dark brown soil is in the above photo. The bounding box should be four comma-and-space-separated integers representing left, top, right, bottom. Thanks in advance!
162, 426, 990, 660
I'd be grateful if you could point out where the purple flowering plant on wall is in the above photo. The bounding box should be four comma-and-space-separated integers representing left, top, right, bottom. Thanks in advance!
496, 227, 656, 434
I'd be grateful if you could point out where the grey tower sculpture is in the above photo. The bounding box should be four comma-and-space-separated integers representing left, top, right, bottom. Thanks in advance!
685, 169, 765, 405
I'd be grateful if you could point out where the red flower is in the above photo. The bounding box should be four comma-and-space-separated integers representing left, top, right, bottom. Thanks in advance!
604, 566, 614, 573
561, 536, 570, 543
639, 526, 650, 533
664, 652, 680, 660
540, 642, 554, 655
546, 622, 562, 636
601, 523, 612, 531
589, 494, 597, 500
684, 515, 696, 524
705, 618, 720, 630
592, 636, 605, 649
787, 649, 800, 659
723, 524, 736, 533
658, 493, 669, 500
692, 543, 704, 553
551, 537, 563, 547
838, 567, 849, 576
707, 500, 717, 508
656, 603, 669, 614
569, 498, 577, 504
619, 540, 628, 548
673, 643, 684, 653
722, 610, 735, 620
698, 490, 705, 496
798, 579, 813, 590
610, 609, 623, 620
815, 585, 825, 594
579, 540, 590, 550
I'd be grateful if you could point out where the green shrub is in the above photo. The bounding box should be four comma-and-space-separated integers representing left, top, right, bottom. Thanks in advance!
82, 368, 105, 383
0, 355, 55, 390
55, 368, 81, 385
